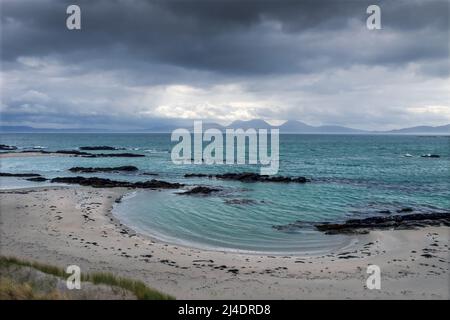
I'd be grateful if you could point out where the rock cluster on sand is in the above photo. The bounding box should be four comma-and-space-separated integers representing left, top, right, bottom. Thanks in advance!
185, 172, 310, 183
69, 166, 139, 173
50, 176, 183, 189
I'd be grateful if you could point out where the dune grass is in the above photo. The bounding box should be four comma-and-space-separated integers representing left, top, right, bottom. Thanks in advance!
0, 277, 65, 300
0, 256, 174, 300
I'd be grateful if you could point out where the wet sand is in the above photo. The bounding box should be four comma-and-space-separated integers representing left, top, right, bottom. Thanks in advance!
0, 186, 448, 299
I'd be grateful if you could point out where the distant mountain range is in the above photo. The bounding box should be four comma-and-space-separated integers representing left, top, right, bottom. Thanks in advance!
1, 121, 449, 134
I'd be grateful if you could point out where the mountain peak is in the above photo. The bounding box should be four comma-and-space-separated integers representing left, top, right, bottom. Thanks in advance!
227, 119, 272, 129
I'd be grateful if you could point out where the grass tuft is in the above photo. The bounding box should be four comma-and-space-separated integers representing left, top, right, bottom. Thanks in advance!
0, 256, 174, 300
0, 277, 66, 300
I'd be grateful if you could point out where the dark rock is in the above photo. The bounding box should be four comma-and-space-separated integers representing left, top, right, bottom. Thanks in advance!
421, 154, 440, 158
179, 186, 221, 195
86, 153, 145, 158
184, 173, 212, 178
224, 198, 257, 205
13, 150, 51, 154
314, 212, 450, 234
0, 144, 18, 150
69, 166, 139, 173
0, 172, 42, 177
54, 150, 92, 156
227, 269, 239, 274
50, 176, 183, 189
79, 146, 121, 150
193, 172, 310, 183
26, 177, 48, 182
133, 180, 184, 189
396, 207, 413, 213
53, 150, 145, 157
378, 210, 391, 214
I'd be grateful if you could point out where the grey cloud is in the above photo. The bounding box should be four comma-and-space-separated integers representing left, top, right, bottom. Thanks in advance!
1, 0, 448, 75
1, 0, 449, 130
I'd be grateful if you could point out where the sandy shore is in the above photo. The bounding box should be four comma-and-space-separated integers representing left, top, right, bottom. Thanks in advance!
0, 186, 448, 299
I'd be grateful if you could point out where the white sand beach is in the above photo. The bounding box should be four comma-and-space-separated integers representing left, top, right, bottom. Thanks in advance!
0, 186, 448, 299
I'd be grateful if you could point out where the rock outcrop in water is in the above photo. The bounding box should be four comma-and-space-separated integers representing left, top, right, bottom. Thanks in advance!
273, 211, 450, 234
85, 152, 145, 158
314, 212, 450, 234
26, 177, 48, 182
179, 186, 221, 195
3, 149, 146, 157
0, 144, 18, 151
69, 166, 139, 173
0, 172, 42, 177
50, 176, 183, 189
79, 146, 123, 151
224, 198, 257, 205
53, 150, 92, 156
421, 154, 440, 158
184, 172, 310, 183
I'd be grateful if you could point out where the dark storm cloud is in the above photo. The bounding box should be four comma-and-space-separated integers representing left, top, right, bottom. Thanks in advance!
1, 0, 449, 130
1, 0, 448, 76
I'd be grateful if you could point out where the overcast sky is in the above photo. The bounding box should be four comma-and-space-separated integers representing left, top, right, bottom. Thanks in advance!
1, 0, 449, 130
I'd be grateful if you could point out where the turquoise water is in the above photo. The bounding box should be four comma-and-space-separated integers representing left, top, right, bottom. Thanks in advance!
1, 133, 449, 254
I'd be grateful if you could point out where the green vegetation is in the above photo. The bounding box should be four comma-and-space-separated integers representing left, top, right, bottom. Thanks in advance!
0, 277, 65, 300
0, 256, 174, 300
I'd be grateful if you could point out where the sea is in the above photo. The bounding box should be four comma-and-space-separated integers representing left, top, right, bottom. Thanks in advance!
1, 133, 449, 254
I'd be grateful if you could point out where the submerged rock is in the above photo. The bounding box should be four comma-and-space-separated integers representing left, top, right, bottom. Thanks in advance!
216, 172, 310, 183
314, 212, 450, 234
179, 186, 221, 195
184, 172, 310, 183
79, 146, 122, 151
51, 176, 183, 189
224, 198, 257, 205
69, 166, 139, 173
87, 153, 145, 158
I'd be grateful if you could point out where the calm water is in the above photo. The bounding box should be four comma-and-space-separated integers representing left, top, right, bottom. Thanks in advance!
1, 133, 449, 254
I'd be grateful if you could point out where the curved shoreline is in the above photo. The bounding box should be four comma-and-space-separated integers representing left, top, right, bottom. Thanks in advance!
111, 189, 357, 256
1, 185, 449, 299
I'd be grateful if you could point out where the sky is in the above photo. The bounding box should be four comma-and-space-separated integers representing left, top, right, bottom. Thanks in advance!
1, 0, 449, 130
